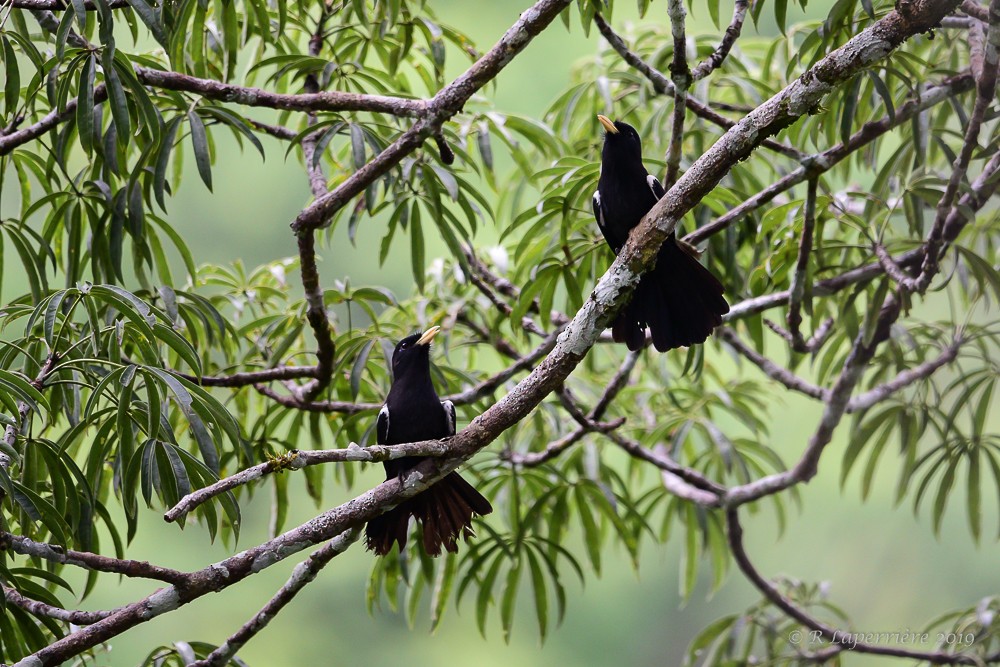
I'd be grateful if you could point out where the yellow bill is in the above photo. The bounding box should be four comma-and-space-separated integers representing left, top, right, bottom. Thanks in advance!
416, 325, 442, 346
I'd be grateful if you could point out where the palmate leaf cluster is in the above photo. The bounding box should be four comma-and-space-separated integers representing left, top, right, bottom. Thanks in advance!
0, 0, 998, 664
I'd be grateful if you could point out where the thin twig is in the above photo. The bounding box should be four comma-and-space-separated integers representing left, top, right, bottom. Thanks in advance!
727, 506, 991, 663
848, 340, 963, 412
295, 7, 339, 402
291, 0, 576, 233
8, 0, 129, 8
0, 532, 189, 585
134, 67, 428, 118
664, 0, 689, 186
690, 0, 749, 81
247, 118, 298, 141
445, 330, 561, 404
718, 327, 828, 401
725, 295, 903, 506
593, 12, 804, 160
191, 528, 362, 667
911, 5, 1000, 292
786, 177, 819, 351
1, 585, 117, 625
0, 85, 108, 156
684, 73, 975, 245
251, 329, 561, 413
507, 350, 638, 466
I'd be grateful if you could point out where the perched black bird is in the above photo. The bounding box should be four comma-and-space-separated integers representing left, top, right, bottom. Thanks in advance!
365, 326, 493, 556
593, 115, 730, 351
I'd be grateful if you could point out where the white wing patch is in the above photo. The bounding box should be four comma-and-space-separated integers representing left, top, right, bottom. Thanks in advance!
376, 404, 390, 445
441, 400, 457, 436
647, 174, 664, 200
592, 190, 607, 234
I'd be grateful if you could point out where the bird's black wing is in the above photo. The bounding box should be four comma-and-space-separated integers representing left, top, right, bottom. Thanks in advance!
441, 400, 456, 436
647, 174, 665, 201
376, 405, 390, 445
592, 190, 622, 254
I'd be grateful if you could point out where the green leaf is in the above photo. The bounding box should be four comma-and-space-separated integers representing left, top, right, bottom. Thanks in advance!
103, 50, 131, 147
350, 123, 366, 170
574, 485, 601, 574
153, 116, 183, 210
866, 70, 895, 122
524, 547, 549, 642
188, 110, 213, 191
127, 0, 169, 47
500, 558, 521, 644
681, 505, 700, 599
967, 449, 981, 543
3, 37, 22, 118
932, 461, 957, 535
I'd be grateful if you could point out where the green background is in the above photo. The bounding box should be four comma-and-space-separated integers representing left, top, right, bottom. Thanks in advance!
3, 1, 998, 665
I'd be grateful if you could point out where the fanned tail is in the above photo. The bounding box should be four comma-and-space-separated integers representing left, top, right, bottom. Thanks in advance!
365, 472, 493, 556
611, 237, 729, 352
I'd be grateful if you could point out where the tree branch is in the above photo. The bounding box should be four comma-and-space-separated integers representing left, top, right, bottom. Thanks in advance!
164, 437, 469, 524
910, 4, 1000, 292
593, 12, 804, 161
177, 365, 319, 388
726, 506, 994, 663
690, 0, 749, 81
1, 584, 116, 625
785, 177, 820, 351
0, 532, 189, 586
295, 7, 339, 402
191, 528, 362, 667
684, 72, 975, 245
664, 0, 689, 186
0, 85, 108, 156
133, 67, 428, 117
962, 0, 990, 20
291, 0, 575, 234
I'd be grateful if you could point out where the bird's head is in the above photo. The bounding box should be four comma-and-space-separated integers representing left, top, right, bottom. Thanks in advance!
597, 115, 643, 163
391, 325, 440, 378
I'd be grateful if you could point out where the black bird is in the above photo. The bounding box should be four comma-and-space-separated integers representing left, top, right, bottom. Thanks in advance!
593, 115, 729, 351
365, 326, 493, 556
